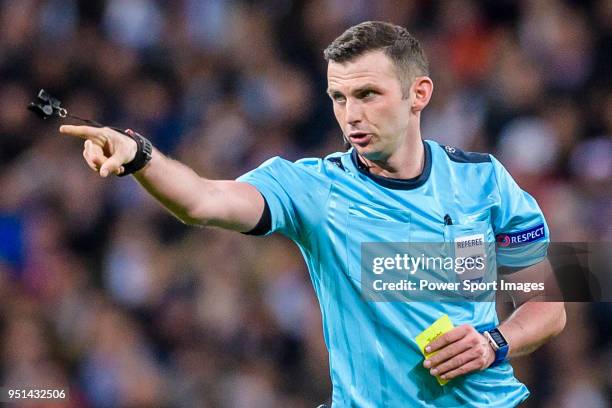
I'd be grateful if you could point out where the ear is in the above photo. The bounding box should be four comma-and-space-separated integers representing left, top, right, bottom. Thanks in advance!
411, 76, 433, 112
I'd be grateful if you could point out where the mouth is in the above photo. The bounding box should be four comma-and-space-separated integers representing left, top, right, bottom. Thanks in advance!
348, 132, 372, 147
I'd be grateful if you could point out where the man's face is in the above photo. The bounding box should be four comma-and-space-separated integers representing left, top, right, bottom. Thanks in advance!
327, 50, 414, 161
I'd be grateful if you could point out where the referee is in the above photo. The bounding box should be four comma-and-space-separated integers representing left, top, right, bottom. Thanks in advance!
60, 21, 565, 407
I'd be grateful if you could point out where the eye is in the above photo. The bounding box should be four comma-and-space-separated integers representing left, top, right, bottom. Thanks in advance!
331, 93, 346, 103
359, 90, 377, 99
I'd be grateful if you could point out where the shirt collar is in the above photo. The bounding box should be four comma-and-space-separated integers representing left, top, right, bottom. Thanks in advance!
350, 140, 432, 190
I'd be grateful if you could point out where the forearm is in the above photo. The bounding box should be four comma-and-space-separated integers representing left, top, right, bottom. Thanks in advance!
498, 301, 566, 359
60, 125, 264, 230
133, 149, 212, 225
132, 149, 263, 231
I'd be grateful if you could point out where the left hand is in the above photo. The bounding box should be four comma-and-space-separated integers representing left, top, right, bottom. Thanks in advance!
423, 324, 496, 381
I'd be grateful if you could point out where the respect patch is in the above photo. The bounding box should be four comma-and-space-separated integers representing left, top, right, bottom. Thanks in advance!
496, 224, 546, 247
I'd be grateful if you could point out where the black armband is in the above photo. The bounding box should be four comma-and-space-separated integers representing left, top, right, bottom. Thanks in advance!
118, 129, 153, 177
243, 196, 271, 236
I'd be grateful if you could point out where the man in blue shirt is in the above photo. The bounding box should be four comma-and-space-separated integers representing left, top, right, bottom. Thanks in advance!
61, 21, 565, 407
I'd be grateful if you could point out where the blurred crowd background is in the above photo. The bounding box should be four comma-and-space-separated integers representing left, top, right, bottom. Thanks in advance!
0, 0, 610, 407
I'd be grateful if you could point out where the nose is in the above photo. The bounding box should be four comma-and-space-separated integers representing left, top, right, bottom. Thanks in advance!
345, 99, 363, 127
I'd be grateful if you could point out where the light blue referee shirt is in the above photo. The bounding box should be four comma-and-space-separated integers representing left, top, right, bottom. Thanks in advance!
238, 139, 549, 407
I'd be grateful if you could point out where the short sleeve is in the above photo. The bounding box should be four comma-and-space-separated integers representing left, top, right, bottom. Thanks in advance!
490, 156, 549, 268
237, 156, 331, 243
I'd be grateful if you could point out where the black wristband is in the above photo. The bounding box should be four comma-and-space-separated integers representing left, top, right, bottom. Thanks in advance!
118, 129, 153, 177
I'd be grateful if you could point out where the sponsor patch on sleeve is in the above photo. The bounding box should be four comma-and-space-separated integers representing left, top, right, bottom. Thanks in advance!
496, 223, 546, 247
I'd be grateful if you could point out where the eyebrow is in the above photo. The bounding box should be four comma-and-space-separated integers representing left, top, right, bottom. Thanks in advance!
327, 83, 381, 96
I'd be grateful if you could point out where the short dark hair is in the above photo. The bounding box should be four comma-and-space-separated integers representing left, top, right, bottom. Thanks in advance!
323, 21, 429, 89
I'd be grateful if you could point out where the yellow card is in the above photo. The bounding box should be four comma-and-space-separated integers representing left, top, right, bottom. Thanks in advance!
415, 314, 454, 385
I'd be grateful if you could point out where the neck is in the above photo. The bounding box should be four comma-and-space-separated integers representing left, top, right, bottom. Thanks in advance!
360, 135, 425, 179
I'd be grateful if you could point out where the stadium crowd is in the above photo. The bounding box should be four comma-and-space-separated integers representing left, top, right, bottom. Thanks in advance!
0, 0, 610, 406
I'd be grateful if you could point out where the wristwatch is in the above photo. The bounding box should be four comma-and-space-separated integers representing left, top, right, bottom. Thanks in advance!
483, 327, 509, 366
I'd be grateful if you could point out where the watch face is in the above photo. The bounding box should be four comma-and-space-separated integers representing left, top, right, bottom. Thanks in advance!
490, 329, 508, 347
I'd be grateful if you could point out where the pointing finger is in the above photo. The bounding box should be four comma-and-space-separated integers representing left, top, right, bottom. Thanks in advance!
60, 125, 108, 147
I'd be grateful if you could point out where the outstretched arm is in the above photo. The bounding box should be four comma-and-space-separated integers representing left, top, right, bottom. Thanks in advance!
59, 125, 264, 231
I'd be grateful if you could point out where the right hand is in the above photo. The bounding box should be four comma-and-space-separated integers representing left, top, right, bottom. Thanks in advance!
59, 125, 138, 177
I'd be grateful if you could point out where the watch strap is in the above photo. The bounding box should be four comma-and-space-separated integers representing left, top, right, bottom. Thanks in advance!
484, 328, 510, 366
118, 129, 153, 177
